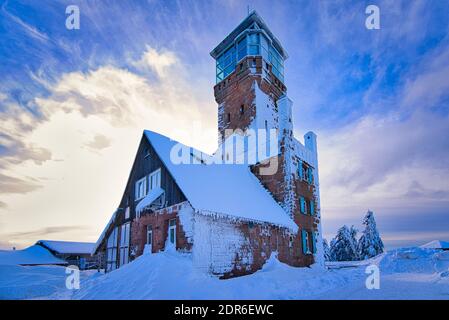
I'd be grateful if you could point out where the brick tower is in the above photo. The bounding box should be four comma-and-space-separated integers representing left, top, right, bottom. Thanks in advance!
210, 11, 324, 265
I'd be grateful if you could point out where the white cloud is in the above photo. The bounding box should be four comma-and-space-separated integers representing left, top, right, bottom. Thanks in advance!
132, 46, 178, 78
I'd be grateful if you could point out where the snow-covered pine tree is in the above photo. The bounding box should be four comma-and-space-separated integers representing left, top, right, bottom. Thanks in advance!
349, 225, 359, 260
357, 210, 384, 260
329, 225, 359, 261
323, 239, 331, 261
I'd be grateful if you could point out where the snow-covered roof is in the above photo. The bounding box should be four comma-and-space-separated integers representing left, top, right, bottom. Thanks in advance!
136, 187, 164, 216
144, 130, 298, 231
0, 245, 67, 266
36, 240, 95, 255
92, 209, 118, 255
420, 240, 449, 249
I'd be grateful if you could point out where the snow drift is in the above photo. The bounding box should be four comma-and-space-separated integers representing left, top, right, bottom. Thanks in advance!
73, 251, 345, 300
1, 246, 448, 300
0, 245, 66, 266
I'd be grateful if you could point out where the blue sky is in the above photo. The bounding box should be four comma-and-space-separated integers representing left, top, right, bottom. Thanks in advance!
0, 0, 449, 249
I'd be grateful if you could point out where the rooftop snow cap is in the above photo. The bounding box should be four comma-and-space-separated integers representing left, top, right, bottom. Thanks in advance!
144, 130, 298, 232
36, 240, 95, 255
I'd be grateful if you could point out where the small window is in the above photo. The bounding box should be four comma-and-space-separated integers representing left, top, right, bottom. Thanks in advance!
307, 167, 314, 184
227, 113, 231, 122
148, 168, 161, 191
309, 200, 315, 215
239, 63, 243, 70
252, 58, 256, 67
264, 120, 268, 131
135, 177, 146, 200
302, 230, 311, 254
144, 148, 150, 158
299, 197, 306, 214
239, 105, 244, 115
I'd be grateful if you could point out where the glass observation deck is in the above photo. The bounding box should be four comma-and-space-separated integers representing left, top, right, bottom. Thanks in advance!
211, 11, 288, 85
215, 31, 285, 83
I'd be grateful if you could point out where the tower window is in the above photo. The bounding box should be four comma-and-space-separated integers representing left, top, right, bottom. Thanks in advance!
239, 105, 244, 115
227, 113, 231, 122
265, 120, 268, 131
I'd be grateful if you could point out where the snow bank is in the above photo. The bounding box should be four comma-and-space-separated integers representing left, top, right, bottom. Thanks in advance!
0, 265, 98, 300
420, 240, 449, 250
73, 250, 350, 300
2, 247, 448, 300
379, 247, 449, 275
0, 245, 66, 266
0, 265, 68, 299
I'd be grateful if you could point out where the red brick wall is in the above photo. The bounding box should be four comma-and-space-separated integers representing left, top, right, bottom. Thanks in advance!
130, 203, 192, 259
250, 153, 319, 271
221, 221, 313, 279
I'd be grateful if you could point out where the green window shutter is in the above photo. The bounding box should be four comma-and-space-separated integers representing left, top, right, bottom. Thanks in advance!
302, 230, 308, 254
298, 161, 303, 179
300, 197, 305, 214
308, 168, 313, 184
312, 232, 317, 253
310, 200, 314, 215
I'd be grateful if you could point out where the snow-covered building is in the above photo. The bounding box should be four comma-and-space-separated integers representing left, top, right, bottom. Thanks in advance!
36, 240, 98, 270
93, 11, 323, 277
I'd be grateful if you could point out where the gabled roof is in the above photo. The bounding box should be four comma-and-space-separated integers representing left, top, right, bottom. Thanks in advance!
36, 240, 95, 255
144, 130, 297, 231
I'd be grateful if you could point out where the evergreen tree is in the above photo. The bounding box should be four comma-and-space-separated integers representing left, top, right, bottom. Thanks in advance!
349, 225, 359, 260
329, 225, 359, 261
323, 238, 331, 261
357, 210, 384, 259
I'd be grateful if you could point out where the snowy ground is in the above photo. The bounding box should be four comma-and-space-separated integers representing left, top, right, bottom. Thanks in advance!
1, 247, 448, 300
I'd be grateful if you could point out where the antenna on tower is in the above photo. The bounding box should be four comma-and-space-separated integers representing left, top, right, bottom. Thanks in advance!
247, 5, 250, 16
